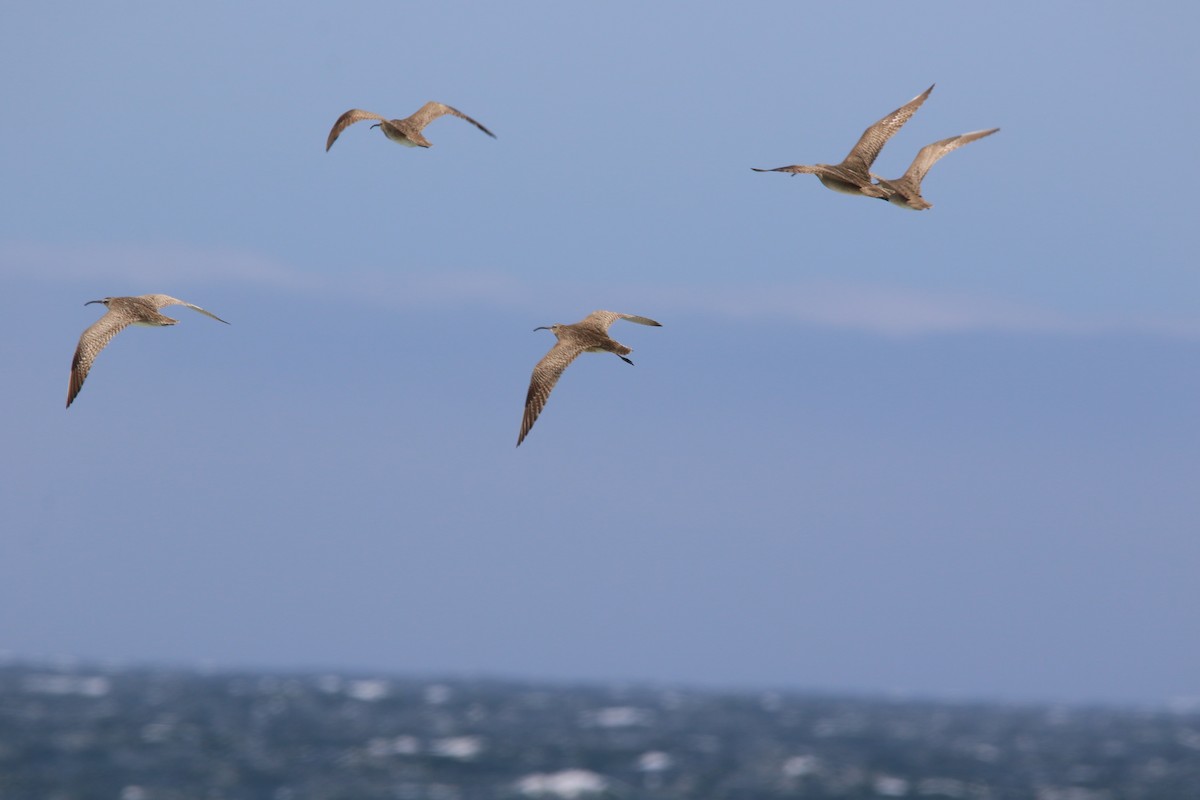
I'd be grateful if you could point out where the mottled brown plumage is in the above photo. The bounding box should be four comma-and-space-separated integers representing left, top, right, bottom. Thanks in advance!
752, 84, 934, 199
325, 102, 496, 151
67, 294, 229, 409
518, 311, 662, 447
871, 128, 1000, 210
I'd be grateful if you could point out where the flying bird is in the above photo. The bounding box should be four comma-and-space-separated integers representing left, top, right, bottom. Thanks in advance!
871, 128, 1000, 210
752, 84, 934, 199
67, 294, 229, 408
518, 311, 662, 447
325, 102, 496, 151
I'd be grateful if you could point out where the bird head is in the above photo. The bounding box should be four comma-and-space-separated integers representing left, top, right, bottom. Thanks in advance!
85, 298, 113, 308
533, 324, 562, 335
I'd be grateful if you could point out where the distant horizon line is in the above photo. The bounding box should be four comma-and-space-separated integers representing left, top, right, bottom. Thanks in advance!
2, 651, 1194, 714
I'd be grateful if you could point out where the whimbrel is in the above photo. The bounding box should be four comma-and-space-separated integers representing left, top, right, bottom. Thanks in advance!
871, 128, 1000, 210
66, 295, 229, 408
325, 102, 496, 151
518, 311, 662, 447
752, 84, 934, 199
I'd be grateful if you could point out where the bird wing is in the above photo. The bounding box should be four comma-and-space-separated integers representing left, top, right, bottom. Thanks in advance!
842, 84, 934, 172
751, 164, 820, 175
579, 310, 663, 333
408, 101, 496, 138
616, 313, 662, 328
67, 311, 134, 408
901, 128, 1000, 185
325, 109, 387, 151
142, 295, 230, 324
518, 339, 588, 446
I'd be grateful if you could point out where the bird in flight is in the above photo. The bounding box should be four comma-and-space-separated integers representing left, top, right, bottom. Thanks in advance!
325, 101, 496, 151
752, 84, 934, 199
518, 311, 662, 447
871, 128, 1000, 210
67, 294, 229, 408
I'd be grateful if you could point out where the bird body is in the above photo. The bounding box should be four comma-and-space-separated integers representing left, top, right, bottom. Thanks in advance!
376, 119, 428, 148
753, 84, 934, 200
518, 311, 662, 447
872, 128, 1000, 210
325, 102, 496, 151
67, 294, 229, 408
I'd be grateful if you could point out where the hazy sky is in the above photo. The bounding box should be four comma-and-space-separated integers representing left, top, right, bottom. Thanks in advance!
2, 2, 1198, 707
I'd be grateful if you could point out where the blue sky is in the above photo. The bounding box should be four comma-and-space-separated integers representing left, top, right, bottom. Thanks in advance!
2, 2, 1198, 706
